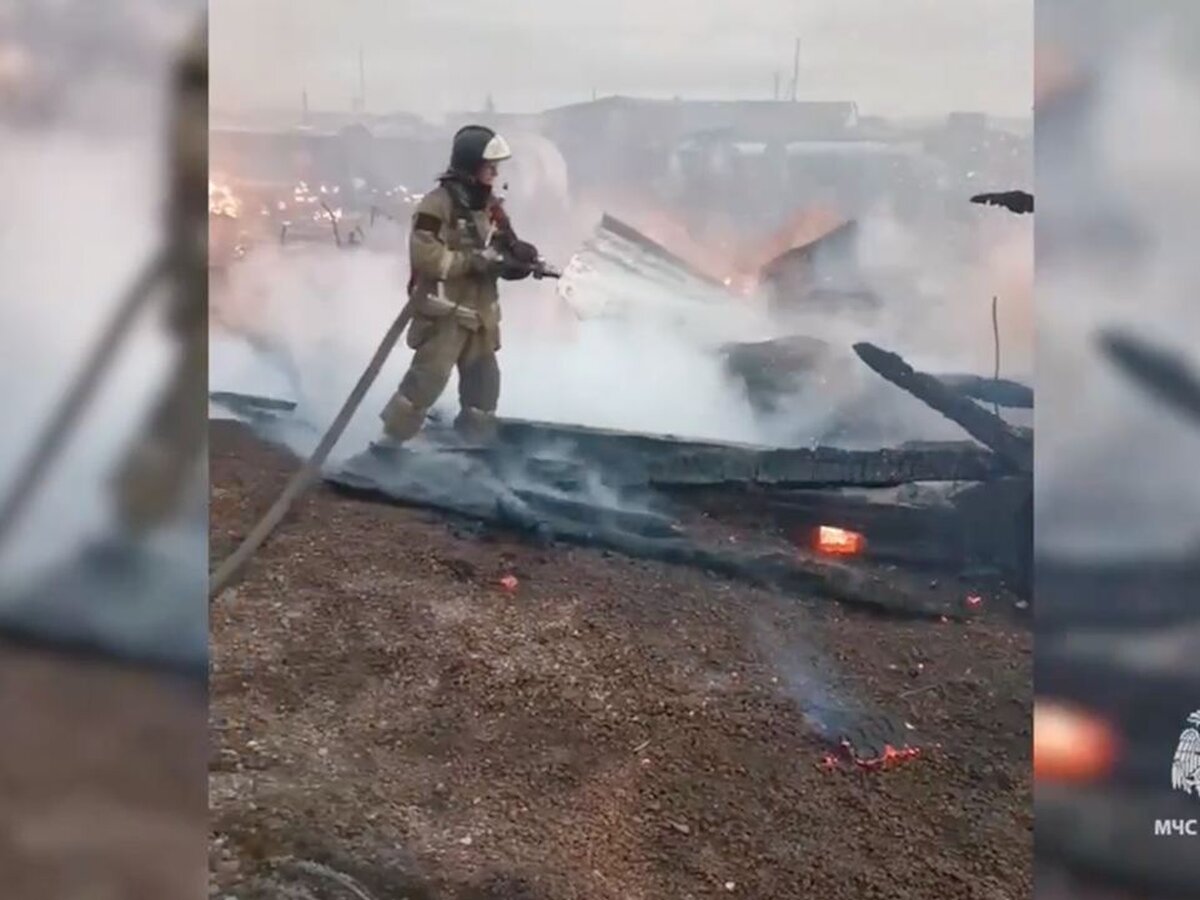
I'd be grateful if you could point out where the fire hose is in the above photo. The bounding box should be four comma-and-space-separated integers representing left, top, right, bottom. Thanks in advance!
207, 301, 413, 599
0, 248, 169, 556
208, 257, 561, 600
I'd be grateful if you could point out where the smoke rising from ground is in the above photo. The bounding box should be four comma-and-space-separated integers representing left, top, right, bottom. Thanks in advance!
0, 2, 201, 585
212, 185, 1031, 458
0, 132, 171, 585
1036, 8, 1200, 557
211, 240, 766, 450
750, 608, 869, 748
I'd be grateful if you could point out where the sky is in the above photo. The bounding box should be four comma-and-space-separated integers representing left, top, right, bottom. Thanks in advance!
210, 0, 1033, 121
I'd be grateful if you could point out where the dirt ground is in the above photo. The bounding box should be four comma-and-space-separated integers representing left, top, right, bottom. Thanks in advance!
0, 642, 206, 900
210, 420, 1032, 900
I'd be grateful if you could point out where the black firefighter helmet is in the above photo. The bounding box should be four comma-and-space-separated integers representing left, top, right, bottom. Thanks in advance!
448, 124, 512, 177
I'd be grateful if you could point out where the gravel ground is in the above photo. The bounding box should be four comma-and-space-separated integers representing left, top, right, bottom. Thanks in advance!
210, 419, 1032, 900
0, 642, 206, 900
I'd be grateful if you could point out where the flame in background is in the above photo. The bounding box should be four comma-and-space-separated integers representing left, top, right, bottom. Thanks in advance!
0, 41, 33, 91
592, 195, 845, 295
1034, 701, 1120, 784
208, 178, 241, 219
211, 173, 422, 233
814, 525, 866, 557
750, 206, 850, 271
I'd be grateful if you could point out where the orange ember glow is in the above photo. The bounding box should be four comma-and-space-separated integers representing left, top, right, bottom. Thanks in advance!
1034, 701, 1119, 784
822, 741, 922, 772
814, 526, 866, 557
597, 198, 846, 297
854, 743, 922, 770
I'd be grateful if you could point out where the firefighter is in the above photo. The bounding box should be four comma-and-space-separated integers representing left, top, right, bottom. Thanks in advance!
110, 22, 208, 532
379, 124, 539, 445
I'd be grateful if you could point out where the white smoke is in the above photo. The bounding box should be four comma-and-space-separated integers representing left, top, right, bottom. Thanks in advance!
210, 239, 768, 449
0, 2, 201, 586
212, 177, 1034, 456
1036, 17, 1200, 557
212, 97, 1031, 457
0, 130, 173, 586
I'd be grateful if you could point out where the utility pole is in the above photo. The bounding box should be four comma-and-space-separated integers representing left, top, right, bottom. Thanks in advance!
357, 46, 366, 113
790, 37, 800, 101
301, 87, 309, 125
773, 71, 780, 100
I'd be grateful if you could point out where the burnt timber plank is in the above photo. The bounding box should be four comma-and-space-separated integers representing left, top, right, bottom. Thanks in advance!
935, 374, 1034, 409
210, 390, 1011, 488
854, 342, 1033, 473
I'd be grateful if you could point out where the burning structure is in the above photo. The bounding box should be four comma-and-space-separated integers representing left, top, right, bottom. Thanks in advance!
212, 317, 1032, 611
207, 51, 1032, 900
207, 9, 1031, 794
211, 155, 1031, 778
209, 86, 1033, 599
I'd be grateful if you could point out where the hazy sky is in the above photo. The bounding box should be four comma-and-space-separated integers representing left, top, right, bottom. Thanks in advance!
210, 0, 1033, 121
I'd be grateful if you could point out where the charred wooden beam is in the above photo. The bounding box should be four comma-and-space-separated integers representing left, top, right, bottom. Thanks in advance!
1037, 552, 1200, 631
371, 433, 1009, 490
936, 373, 1033, 409
682, 477, 1031, 590
492, 419, 1012, 487
970, 190, 1034, 214
509, 488, 682, 540
853, 342, 1033, 473
327, 451, 964, 620
0, 533, 208, 678
211, 390, 1014, 488
692, 487, 966, 568
209, 391, 297, 429
1101, 329, 1200, 427
717, 335, 1034, 411
209, 391, 296, 415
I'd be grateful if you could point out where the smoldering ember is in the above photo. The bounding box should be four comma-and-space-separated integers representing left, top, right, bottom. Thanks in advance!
209, 90, 1033, 899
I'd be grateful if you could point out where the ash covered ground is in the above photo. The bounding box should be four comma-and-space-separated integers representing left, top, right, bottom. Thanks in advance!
210, 420, 1031, 899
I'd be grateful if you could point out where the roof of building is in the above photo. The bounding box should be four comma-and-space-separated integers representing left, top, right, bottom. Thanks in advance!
541, 95, 856, 116
538, 96, 860, 142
